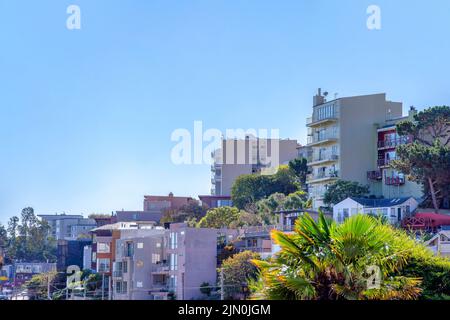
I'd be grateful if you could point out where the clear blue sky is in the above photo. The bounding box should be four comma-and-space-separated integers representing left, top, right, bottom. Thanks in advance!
1, 0, 450, 223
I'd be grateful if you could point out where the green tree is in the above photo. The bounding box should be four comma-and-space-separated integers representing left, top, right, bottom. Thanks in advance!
323, 180, 370, 206
250, 213, 443, 300
229, 211, 262, 229
197, 207, 241, 229
256, 191, 308, 225
161, 202, 208, 225
288, 157, 309, 186
231, 165, 300, 210
392, 106, 450, 211
5, 208, 56, 263
221, 251, 260, 300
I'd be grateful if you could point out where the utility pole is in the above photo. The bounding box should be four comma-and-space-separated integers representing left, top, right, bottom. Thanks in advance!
47, 274, 51, 300
108, 275, 112, 300
220, 268, 224, 301
101, 273, 105, 300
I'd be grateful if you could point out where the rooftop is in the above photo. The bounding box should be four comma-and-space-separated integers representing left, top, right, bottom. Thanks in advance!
350, 197, 414, 208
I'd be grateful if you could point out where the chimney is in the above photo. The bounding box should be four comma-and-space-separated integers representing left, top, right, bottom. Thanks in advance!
313, 88, 325, 107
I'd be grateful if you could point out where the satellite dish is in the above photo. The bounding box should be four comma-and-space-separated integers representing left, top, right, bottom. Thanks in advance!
323, 91, 329, 97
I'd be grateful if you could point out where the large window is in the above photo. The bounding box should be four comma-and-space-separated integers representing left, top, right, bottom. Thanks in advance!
169, 275, 177, 290
152, 254, 161, 264
170, 232, 178, 249
125, 242, 134, 257
170, 253, 178, 271
116, 281, 128, 294
97, 258, 110, 273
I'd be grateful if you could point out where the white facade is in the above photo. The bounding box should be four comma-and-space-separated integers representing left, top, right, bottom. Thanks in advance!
333, 197, 419, 225
425, 230, 450, 258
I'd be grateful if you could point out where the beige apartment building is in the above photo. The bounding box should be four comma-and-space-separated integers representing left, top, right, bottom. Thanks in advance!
211, 136, 299, 197
306, 89, 409, 209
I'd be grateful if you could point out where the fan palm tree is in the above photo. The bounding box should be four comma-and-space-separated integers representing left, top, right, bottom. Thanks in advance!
250, 213, 423, 300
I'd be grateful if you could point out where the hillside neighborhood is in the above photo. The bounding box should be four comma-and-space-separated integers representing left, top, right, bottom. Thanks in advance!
1, 90, 449, 301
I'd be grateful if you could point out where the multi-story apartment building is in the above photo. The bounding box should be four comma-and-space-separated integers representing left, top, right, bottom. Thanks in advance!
112, 223, 219, 300
87, 221, 157, 274
367, 106, 423, 199
38, 214, 97, 240
112, 227, 166, 300
306, 89, 406, 209
211, 136, 299, 197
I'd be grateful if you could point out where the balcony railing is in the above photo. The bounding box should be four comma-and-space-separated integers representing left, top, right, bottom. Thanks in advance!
367, 170, 382, 181
377, 158, 397, 167
378, 136, 412, 149
385, 176, 405, 186
307, 170, 339, 182
306, 114, 338, 127
153, 264, 170, 273
311, 154, 339, 164
307, 133, 338, 145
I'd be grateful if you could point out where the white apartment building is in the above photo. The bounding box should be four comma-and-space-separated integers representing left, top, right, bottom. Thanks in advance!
38, 214, 97, 240
306, 89, 405, 209
211, 136, 299, 197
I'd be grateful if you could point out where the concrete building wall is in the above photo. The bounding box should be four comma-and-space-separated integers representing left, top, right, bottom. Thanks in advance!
339, 94, 402, 185
212, 138, 299, 196
168, 224, 219, 300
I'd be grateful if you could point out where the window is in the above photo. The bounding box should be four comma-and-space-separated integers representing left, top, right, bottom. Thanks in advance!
170, 232, 178, 249
169, 275, 177, 290
97, 258, 110, 273
152, 254, 161, 264
343, 209, 349, 221
97, 242, 110, 253
137, 242, 144, 249
170, 253, 178, 271
116, 281, 122, 294
123, 261, 128, 273
125, 242, 134, 257
136, 281, 143, 288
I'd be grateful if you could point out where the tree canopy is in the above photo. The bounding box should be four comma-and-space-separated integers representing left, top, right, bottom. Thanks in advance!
221, 251, 260, 300
392, 106, 450, 211
4, 207, 57, 263
161, 201, 209, 226
231, 165, 300, 210
323, 180, 370, 206
250, 213, 450, 300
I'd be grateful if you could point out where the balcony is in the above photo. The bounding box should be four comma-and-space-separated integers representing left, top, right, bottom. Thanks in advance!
309, 154, 339, 166
152, 264, 170, 274
385, 176, 405, 186
307, 171, 339, 184
306, 115, 338, 128
307, 134, 339, 147
377, 158, 397, 168
378, 136, 412, 149
367, 170, 382, 181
